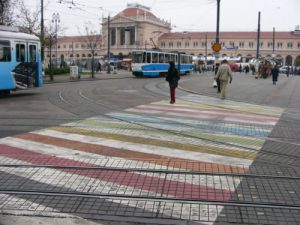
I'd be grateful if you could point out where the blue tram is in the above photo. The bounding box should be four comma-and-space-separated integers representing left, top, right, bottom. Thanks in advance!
131, 50, 193, 77
0, 26, 43, 94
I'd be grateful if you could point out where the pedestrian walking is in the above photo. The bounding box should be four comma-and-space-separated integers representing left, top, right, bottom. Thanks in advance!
214, 63, 221, 93
215, 59, 233, 100
271, 65, 279, 85
166, 61, 180, 104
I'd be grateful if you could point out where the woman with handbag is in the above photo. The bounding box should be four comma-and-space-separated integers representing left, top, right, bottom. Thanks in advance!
166, 61, 180, 104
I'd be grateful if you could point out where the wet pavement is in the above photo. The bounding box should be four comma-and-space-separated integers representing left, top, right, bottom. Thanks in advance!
0, 71, 300, 225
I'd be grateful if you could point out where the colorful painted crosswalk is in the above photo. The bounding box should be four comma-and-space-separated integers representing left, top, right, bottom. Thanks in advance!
0, 94, 284, 222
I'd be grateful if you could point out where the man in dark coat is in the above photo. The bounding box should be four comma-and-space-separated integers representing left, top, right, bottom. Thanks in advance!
271, 65, 279, 85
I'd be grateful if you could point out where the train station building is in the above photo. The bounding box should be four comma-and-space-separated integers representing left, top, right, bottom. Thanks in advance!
46, 3, 300, 67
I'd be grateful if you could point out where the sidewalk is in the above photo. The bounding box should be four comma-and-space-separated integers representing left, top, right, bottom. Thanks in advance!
43, 70, 133, 84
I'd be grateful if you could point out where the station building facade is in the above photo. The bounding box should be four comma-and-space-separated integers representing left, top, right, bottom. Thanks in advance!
46, 3, 300, 67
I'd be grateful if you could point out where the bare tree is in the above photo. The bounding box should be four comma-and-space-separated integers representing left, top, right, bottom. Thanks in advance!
82, 22, 101, 78
0, 0, 17, 25
43, 23, 57, 80
15, 0, 41, 35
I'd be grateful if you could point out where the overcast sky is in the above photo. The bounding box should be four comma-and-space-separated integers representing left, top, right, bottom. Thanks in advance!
25, 0, 300, 35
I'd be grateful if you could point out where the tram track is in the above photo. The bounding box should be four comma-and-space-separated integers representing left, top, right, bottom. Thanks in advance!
45, 78, 300, 168
1, 190, 300, 210
0, 163, 300, 180
1, 77, 300, 224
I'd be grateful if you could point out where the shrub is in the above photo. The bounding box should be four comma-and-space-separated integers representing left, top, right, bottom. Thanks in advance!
45, 67, 70, 75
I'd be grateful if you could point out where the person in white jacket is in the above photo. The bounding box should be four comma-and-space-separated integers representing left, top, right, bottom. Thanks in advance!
215, 59, 233, 99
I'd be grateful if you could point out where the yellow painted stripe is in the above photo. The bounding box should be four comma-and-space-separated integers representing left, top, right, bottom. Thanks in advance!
50, 126, 257, 160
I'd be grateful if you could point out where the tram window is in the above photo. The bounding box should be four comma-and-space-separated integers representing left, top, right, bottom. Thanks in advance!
152, 52, 158, 63
181, 55, 187, 64
0, 40, 11, 62
16, 44, 25, 62
143, 52, 146, 63
170, 54, 175, 63
146, 52, 151, 63
159, 53, 164, 63
165, 54, 170, 63
29, 45, 37, 62
132, 52, 143, 63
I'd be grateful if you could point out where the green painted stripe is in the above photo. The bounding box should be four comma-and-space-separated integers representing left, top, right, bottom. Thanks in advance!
185, 132, 264, 148
71, 119, 264, 148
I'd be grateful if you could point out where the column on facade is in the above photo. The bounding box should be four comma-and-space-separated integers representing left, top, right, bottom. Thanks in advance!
115, 27, 119, 48
125, 28, 130, 46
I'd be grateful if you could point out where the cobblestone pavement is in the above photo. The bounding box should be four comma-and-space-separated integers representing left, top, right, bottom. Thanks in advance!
0, 72, 300, 225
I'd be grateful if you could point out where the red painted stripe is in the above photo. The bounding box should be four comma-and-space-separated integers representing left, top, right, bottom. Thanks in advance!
0, 144, 232, 201
16, 133, 247, 174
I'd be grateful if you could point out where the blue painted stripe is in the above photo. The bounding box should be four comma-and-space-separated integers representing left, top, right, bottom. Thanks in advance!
109, 114, 270, 137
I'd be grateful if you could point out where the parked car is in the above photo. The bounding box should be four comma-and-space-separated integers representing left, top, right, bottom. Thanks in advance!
279, 66, 289, 74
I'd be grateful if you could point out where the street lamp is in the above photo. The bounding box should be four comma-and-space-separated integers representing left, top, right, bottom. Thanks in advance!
52, 13, 60, 68
107, 14, 111, 74
41, 0, 44, 62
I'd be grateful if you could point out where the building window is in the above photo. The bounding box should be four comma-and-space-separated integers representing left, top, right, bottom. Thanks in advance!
239, 42, 244, 48
298, 43, 300, 49
111, 28, 116, 46
120, 28, 125, 45
267, 42, 273, 48
287, 42, 293, 48
169, 42, 173, 48
177, 42, 181, 47
229, 41, 235, 46
69, 44, 72, 48
249, 42, 254, 48
75, 44, 79, 48
161, 42, 165, 48
185, 42, 190, 47
201, 42, 206, 47
277, 42, 283, 48
129, 27, 135, 45
260, 42, 263, 47
81, 44, 85, 48
58, 45, 61, 49
193, 42, 198, 47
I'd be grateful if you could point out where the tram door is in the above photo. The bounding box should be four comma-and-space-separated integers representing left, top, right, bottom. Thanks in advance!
13, 42, 39, 89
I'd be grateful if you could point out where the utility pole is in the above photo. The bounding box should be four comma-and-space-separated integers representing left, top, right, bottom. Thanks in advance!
72, 41, 74, 64
214, 0, 221, 65
41, 0, 44, 62
205, 33, 207, 66
216, 0, 221, 44
272, 27, 275, 54
49, 34, 53, 80
107, 15, 111, 74
256, 11, 261, 59
52, 13, 60, 68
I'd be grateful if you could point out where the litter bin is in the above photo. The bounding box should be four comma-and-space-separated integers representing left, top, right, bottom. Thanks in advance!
70, 66, 79, 79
